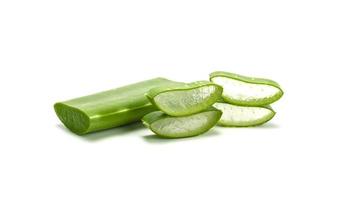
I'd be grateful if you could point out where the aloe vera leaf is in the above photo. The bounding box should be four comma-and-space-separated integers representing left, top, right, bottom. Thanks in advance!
210, 71, 283, 106
146, 81, 223, 116
213, 102, 275, 127
54, 78, 178, 135
142, 108, 222, 138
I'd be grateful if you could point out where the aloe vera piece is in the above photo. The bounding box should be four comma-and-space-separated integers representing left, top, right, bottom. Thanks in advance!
146, 81, 223, 116
54, 78, 178, 135
210, 71, 283, 106
213, 102, 275, 127
142, 108, 222, 138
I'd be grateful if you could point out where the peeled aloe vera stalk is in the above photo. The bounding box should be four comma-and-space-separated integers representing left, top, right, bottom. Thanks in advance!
213, 102, 275, 127
210, 71, 283, 106
54, 78, 178, 135
146, 81, 223, 116
142, 108, 222, 138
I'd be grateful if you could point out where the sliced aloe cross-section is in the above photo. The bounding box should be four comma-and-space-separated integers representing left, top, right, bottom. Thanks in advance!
210, 71, 283, 106
142, 108, 222, 138
146, 81, 223, 116
213, 102, 275, 127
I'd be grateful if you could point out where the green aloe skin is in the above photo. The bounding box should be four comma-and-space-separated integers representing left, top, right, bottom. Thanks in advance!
54, 78, 178, 135
213, 102, 276, 127
210, 71, 283, 106
146, 81, 223, 116
142, 108, 222, 138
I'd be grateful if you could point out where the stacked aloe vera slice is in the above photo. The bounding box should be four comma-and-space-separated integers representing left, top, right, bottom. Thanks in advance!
210, 71, 283, 127
142, 81, 223, 138
54, 71, 283, 138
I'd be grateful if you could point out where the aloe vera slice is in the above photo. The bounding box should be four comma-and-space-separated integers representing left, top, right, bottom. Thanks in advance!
142, 108, 222, 138
210, 71, 283, 106
213, 102, 275, 127
146, 81, 223, 116
54, 78, 178, 135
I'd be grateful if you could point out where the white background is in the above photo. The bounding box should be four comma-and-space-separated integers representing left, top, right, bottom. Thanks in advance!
1, 0, 339, 199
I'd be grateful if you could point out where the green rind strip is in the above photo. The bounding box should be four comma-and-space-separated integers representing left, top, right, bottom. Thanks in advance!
142, 107, 222, 139
54, 78, 178, 135
146, 81, 223, 116
213, 102, 276, 127
210, 71, 284, 106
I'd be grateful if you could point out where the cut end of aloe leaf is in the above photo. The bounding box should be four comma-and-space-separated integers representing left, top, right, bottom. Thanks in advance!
142, 108, 222, 138
146, 81, 223, 116
210, 71, 283, 106
54, 78, 179, 135
213, 102, 275, 127
54, 103, 90, 135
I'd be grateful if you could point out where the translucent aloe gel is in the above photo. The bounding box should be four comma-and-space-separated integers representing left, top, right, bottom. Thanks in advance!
142, 108, 222, 138
210, 71, 283, 106
146, 81, 223, 116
